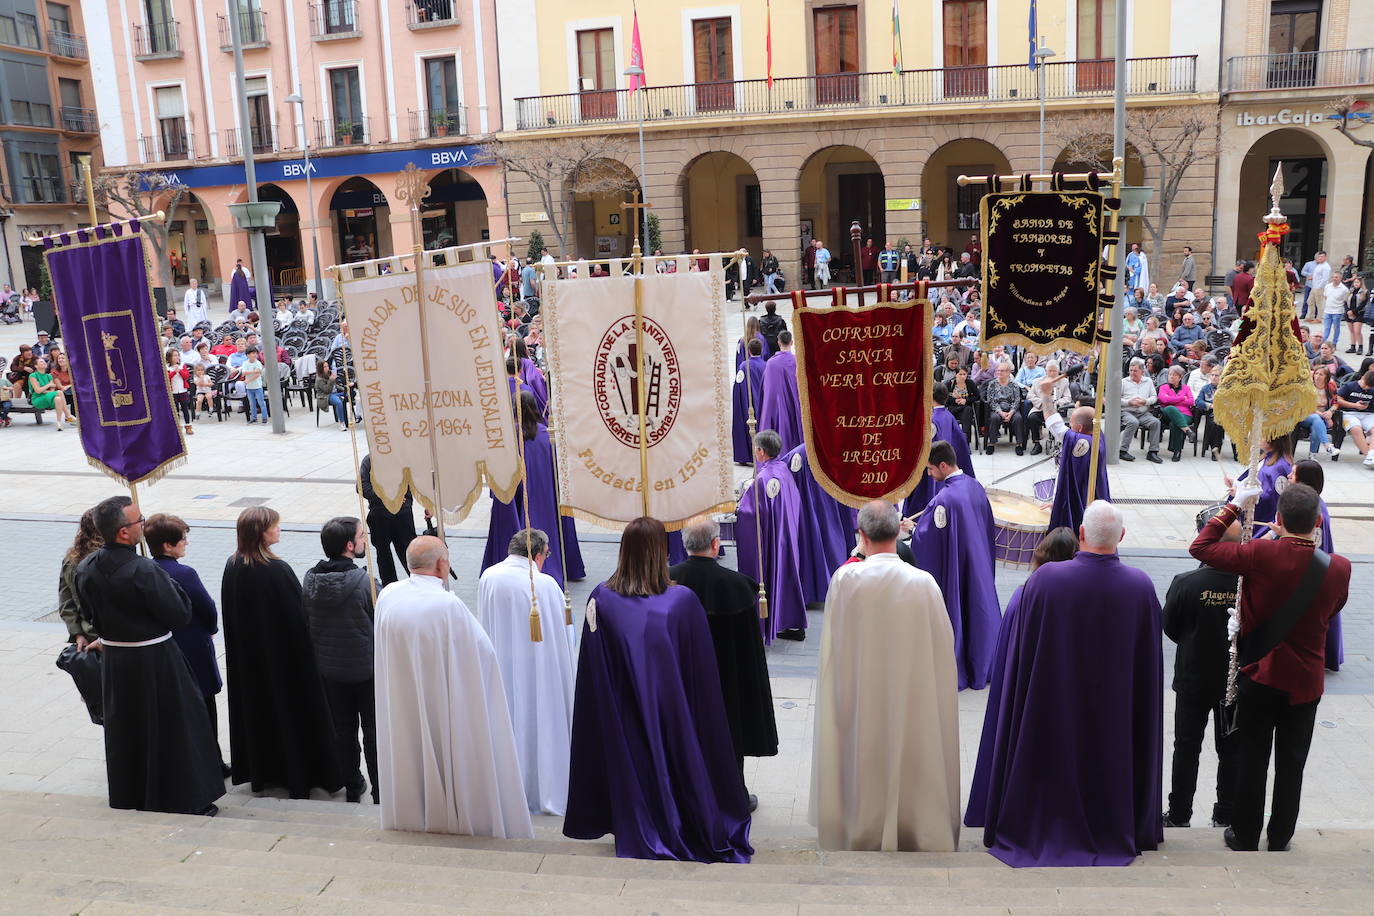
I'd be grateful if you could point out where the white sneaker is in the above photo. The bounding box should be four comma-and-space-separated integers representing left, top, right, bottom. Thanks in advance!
1364, 450, 1374, 466
1324, 442, 1339, 460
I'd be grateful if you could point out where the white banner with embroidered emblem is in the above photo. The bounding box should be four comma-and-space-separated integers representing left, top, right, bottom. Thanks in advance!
542, 269, 734, 530
338, 260, 522, 518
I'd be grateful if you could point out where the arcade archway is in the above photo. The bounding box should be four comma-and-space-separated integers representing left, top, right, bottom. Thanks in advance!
257, 183, 305, 294
799, 145, 885, 280
329, 177, 390, 263
422, 169, 489, 252
680, 151, 761, 255
569, 158, 640, 259
920, 139, 1010, 249
1237, 128, 1330, 264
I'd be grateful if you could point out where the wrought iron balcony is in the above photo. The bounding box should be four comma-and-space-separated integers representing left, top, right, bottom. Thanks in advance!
218, 9, 268, 50
47, 29, 87, 59
221, 124, 276, 156
406, 0, 458, 29
309, 0, 358, 38
408, 107, 465, 140
139, 131, 193, 163
314, 115, 376, 148
1224, 47, 1374, 93
60, 106, 98, 133
132, 20, 181, 59
515, 55, 1198, 130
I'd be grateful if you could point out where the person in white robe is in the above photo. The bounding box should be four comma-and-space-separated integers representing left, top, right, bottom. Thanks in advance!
374, 536, 533, 838
182, 278, 209, 329
477, 527, 576, 816
809, 500, 961, 852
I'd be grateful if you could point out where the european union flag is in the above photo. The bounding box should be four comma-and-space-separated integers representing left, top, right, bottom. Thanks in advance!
1028, 0, 1039, 70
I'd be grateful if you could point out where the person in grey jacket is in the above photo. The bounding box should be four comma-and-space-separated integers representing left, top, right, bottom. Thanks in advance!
302, 516, 380, 804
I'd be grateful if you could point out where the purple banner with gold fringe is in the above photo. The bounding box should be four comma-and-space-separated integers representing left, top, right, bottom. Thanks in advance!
43, 222, 186, 485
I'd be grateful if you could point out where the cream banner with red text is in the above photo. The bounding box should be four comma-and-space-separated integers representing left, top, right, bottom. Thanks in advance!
543, 270, 734, 530
338, 260, 521, 519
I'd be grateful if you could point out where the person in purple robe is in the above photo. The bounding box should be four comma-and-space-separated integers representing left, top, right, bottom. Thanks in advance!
735, 430, 807, 643
511, 337, 548, 415
733, 340, 767, 465
758, 331, 803, 454
783, 442, 856, 605
904, 383, 977, 517
907, 441, 1002, 690
564, 517, 753, 863
1037, 387, 1111, 534
1233, 435, 1295, 535
228, 260, 254, 314
734, 315, 771, 368
481, 392, 579, 589
979, 501, 1163, 867
1289, 459, 1340, 670
965, 527, 1078, 828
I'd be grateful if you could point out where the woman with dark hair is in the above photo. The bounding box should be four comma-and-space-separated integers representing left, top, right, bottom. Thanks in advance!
27, 356, 75, 428
480, 391, 581, 588
564, 517, 753, 863
734, 315, 770, 367
146, 513, 227, 774
220, 507, 343, 798
58, 509, 103, 651
965, 526, 1078, 828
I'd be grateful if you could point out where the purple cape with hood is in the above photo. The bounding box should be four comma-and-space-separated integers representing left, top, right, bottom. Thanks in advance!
519, 357, 549, 416
782, 442, 856, 604
228, 269, 254, 312
734, 457, 807, 644
904, 405, 976, 517
481, 422, 580, 589
1048, 426, 1111, 534
979, 551, 1163, 867
732, 355, 767, 464
564, 583, 753, 862
758, 350, 804, 454
735, 333, 771, 367
964, 583, 1024, 827
909, 473, 1001, 690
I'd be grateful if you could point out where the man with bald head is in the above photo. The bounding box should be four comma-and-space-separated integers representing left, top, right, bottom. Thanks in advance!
811, 501, 960, 852
976, 501, 1163, 867
374, 536, 533, 838
1039, 378, 1111, 534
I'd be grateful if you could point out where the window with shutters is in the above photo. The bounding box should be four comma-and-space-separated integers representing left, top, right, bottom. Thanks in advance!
244, 76, 272, 152
329, 67, 364, 143
155, 86, 188, 157
423, 56, 460, 136
1266, 0, 1321, 88
943, 0, 987, 97
4, 58, 54, 126
813, 5, 859, 104
18, 148, 64, 203
692, 17, 734, 111
1075, 0, 1116, 91
576, 28, 616, 119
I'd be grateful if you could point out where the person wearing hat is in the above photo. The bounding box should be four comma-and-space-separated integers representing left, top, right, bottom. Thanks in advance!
33, 331, 54, 359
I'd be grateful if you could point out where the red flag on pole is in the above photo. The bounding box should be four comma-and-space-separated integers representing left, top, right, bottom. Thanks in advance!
766, 0, 774, 88
628, 6, 646, 90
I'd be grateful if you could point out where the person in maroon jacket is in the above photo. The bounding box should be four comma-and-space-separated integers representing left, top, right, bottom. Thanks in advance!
1190, 483, 1350, 852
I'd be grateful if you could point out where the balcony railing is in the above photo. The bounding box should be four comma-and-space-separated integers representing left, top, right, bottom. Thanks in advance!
315, 115, 375, 148
60, 106, 98, 133
407, 0, 458, 28
218, 9, 268, 49
221, 124, 275, 156
47, 29, 87, 59
1224, 47, 1374, 93
132, 20, 180, 58
309, 0, 358, 38
408, 107, 465, 140
516, 55, 1198, 130
139, 132, 193, 163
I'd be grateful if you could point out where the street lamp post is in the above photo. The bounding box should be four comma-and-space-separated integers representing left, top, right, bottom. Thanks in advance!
1035, 41, 1056, 173
285, 89, 325, 299
623, 65, 647, 249
227, 1, 286, 434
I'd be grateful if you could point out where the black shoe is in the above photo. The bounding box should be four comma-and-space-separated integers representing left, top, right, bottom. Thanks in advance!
346, 779, 367, 803
1346, 345, 1358, 354
748, 794, 759, 813
1210, 449, 1219, 462
1223, 827, 1258, 851
985, 444, 995, 455
777, 628, 806, 642
1015, 445, 1025, 456
1186, 426, 1197, 443
1163, 813, 1190, 828
1147, 452, 1163, 464
197, 803, 219, 817
1171, 451, 1182, 462
1119, 451, 1135, 462
1268, 837, 1291, 852
1030, 442, 1043, 455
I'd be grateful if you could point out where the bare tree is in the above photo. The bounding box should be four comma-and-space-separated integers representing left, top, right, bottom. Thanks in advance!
1329, 96, 1374, 150
93, 171, 188, 291
490, 136, 638, 258
1050, 105, 1219, 268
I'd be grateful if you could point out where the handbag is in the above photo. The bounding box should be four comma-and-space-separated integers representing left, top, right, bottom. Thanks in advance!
1218, 546, 1330, 735
55, 644, 104, 725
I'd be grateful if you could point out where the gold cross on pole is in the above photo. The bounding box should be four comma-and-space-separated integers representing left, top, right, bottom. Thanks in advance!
620, 190, 652, 256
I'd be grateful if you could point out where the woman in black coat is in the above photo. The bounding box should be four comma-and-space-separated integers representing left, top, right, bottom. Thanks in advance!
221, 507, 343, 798
147, 513, 228, 776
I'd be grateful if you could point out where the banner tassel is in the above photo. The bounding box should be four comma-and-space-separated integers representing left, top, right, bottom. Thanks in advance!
529, 600, 543, 643
758, 589, 769, 620
564, 592, 573, 627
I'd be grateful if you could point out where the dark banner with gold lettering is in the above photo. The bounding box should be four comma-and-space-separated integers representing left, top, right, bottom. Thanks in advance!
43, 223, 187, 486
981, 190, 1104, 353
793, 296, 932, 509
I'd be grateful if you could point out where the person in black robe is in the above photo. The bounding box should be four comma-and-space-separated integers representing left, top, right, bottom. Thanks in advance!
669, 514, 778, 813
221, 506, 344, 798
360, 453, 417, 585
74, 496, 223, 815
